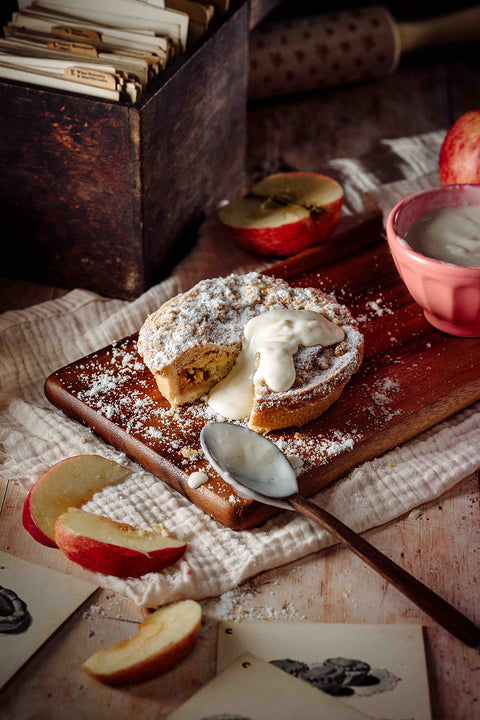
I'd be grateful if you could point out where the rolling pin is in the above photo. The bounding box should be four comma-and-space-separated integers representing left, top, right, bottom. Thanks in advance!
248, 5, 480, 100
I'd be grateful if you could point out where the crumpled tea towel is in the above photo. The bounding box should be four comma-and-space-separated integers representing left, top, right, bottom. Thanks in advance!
2, 129, 479, 608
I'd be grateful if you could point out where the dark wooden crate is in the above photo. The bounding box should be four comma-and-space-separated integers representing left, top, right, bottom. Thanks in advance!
0, 2, 249, 299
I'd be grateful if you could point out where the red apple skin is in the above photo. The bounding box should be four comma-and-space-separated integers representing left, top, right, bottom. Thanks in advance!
439, 111, 480, 185
22, 491, 57, 548
54, 519, 187, 578
225, 195, 343, 257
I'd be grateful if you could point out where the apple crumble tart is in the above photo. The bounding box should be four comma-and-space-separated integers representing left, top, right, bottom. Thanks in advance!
137, 272, 363, 433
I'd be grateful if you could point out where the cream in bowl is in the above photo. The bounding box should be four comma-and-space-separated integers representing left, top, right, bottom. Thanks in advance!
386, 184, 480, 337
403, 205, 480, 267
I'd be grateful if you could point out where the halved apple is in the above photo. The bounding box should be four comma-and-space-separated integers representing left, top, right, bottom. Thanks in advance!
82, 600, 201, 685
218, 172, 343, 257
54, 508, 187, 578
22, 455, 130, 548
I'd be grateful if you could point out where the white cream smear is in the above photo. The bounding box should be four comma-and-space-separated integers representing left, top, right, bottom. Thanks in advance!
404, 205, 480, 267
207, 309, 345, 420
187, 471, 209, 488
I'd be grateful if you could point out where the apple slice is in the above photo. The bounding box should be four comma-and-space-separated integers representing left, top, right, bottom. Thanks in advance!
82, 600, 201, 685
54, 508, 187, 578
218, 172, 343, 257
22, 454, 130, 548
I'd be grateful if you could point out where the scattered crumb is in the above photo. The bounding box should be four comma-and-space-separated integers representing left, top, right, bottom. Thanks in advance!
151, 523, 170, 536
179, 446, 203, 461
82, 603, 106, 620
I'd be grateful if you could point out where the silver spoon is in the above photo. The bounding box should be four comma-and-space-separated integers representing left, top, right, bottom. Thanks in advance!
200, 422, 480, 647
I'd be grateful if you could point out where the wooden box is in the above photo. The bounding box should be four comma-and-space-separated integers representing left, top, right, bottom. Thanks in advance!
0, 2, 256, 299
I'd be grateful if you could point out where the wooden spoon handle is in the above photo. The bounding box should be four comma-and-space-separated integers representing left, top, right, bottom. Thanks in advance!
289, 493, 480, 647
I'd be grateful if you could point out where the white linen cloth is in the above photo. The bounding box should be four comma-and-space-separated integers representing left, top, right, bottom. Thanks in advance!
2, 130, 479, 608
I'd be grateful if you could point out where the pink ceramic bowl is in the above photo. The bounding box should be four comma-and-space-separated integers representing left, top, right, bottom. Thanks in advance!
386, 184, 480, 337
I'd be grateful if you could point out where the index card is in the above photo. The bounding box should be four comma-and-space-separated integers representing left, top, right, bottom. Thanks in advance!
0, 552, 97, 689
217, 622, 432, 720
169, 653, 375, 720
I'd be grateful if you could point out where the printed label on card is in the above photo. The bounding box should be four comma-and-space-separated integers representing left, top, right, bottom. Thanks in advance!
51, 26, 102, 43
64, 66, 117, 89
47, 39, 98, 57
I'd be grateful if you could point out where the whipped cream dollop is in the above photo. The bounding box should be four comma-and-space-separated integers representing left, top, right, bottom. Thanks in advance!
207, 309, 344, 420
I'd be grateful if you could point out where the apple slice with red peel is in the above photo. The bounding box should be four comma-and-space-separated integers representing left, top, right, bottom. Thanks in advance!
54, 508, 187, 578
82, 599, 201, 685
22, 455, 130, 548
218, 172, 343, 257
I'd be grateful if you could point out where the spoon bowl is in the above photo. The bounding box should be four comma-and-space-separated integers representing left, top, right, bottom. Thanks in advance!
200, 422, 296, 508
200, 422, 480, 647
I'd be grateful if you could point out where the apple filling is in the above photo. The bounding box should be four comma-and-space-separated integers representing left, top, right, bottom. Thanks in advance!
154, 348, 238, 407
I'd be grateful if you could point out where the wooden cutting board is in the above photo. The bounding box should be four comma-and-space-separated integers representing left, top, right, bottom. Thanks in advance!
44, 216, 480, 529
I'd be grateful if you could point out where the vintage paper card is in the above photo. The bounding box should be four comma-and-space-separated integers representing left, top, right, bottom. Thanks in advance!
217, 622, 432, 720
0, 551, 97, 689
169, 652, 375, 720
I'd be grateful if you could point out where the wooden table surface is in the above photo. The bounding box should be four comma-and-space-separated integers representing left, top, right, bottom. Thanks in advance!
1, 31, 480, 720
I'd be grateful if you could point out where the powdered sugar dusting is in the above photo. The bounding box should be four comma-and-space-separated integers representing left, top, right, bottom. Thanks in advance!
365, 377, 402, 423
355, 294, 394, 324
366, 297, 394, 317
203, 585, 306, 622
273, 430, 359, 471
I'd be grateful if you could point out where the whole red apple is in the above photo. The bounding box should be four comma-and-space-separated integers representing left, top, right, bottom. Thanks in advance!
439, 110, 480, 185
